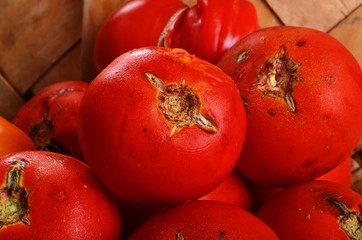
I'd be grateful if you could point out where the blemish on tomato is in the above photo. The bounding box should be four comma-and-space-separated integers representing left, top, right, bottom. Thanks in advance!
296, 41, 305, 47
144, 72, 218, 136
252, 45, 303, 113
267, 108, 277, 116
236, 49, 251, 63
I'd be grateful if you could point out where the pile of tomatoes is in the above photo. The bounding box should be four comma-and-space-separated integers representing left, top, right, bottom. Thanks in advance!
1, 0, 362, 239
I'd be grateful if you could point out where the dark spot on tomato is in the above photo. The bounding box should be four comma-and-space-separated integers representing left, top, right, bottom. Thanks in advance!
302, 159, 314, 169
322, 114, 330, 121
218, 231, 226, 238
142, 128, 148, 133
296, 41, 305, 47
267, 108, 277, 116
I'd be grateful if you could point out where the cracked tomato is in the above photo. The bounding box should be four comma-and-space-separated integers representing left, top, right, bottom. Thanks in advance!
256, 180, 362, 239
0, 151, 122, 239
12, 81, 89, 161
78, 47, 247, 206
217, 26, 362, 187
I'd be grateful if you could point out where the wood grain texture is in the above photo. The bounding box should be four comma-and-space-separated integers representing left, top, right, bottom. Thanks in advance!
0, 73, 24, 120
329, 4, 362, 66
265, 0, 362, 31
0, 0, 83, 94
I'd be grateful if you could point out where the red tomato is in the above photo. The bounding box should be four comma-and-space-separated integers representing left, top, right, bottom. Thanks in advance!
217, 26, 362, 187
199, 170, 252, 211
0, 151, 122, 239
249, 157, 353, 212
78, 47, 247, 206
94, 0, 259, 71
94, 0, 187, 72
256, 180, 362, 239
168, 0, 259, 63
0, 116, 35, 156
129, 200, 280, 239
13, 81, 89, 161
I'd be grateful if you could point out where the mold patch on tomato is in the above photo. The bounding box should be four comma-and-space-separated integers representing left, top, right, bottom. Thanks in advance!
144, 72, 217, 135
0, 160, 30, 228
252, 45, 303, 113
325, 197, 362, 239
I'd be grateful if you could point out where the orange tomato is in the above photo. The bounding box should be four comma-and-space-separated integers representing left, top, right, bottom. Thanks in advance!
0, 116, 35, 156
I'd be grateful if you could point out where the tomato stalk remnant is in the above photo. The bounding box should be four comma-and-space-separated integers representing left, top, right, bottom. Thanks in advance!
0, 160, 30, 228
325, 197, 362, 239
144, 72, 217, 135
253, 45, 303, 113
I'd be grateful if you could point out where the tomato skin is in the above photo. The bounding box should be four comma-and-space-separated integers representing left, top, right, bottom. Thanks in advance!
249, 157, 352, 212
199, 170, 252, 211
169, 0, 259, 63
0, 151, 122, 239
94, 0, 187, 72
217, 26, 362, 187
256, 180, 362, 240
78, 47, 247, 206
12, 81, 89, 161
94, 0, 259, 72
0, 116, 35, 156
129, 200, 280, 240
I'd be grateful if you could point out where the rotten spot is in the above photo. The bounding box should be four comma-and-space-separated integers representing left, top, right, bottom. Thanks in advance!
0, 160, 30, 228
326, 197, 362, 239
252, 45, 303, 113
144, 72, 217, 136
296, 41, 305, 47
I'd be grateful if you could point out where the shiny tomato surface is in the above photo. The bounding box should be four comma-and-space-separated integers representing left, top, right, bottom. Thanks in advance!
217, 26, 362, 187
78, 47, 247, 206
0, 151, 122, 239
257, 180, 362, 239
129, 200, 280, 240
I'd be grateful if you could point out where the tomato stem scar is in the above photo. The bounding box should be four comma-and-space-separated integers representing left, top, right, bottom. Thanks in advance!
253, 45, 303, 113
325, 196, 362, 239
0, 160, 30, 228
144, 71, 217, 135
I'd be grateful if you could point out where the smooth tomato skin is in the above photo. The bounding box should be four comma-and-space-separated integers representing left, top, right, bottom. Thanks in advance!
94, 0, 187, 72
199, 170, 252, 211
129, 200, 280, 240
78, 47, 247, 206
169, 0, 259, 63
256, 180, 362, 240
0, 116, 35, 156
217, 26, 362, 187
249, 157, 352, 212
0, 151, 122, 239
12, 81, 89, 161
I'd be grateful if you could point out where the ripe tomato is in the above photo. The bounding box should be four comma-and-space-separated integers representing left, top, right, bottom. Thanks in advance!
199, 170, 252, 211
217, 26, 362, 187
168, 0, 259, 64
249, 156, 353, 212
94, 0, 259, 71
0, 151, 122, 239
94, 0, 187, 72
128, 200, 279, 239
0, 116, 35, 156
256, 180, 362, 239
78, 47, 247, 206
12, 81, 89, 161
